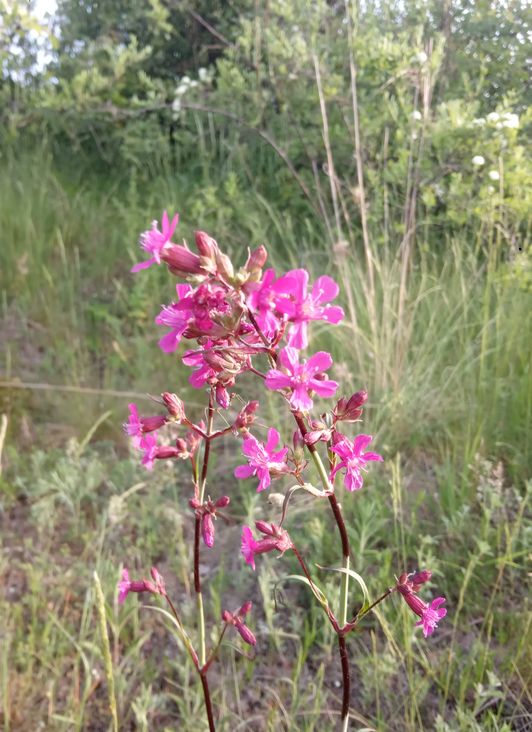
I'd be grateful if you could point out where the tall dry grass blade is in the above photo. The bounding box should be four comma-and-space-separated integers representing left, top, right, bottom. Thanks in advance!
93, 571, 119, 732
345, 0, 377, 339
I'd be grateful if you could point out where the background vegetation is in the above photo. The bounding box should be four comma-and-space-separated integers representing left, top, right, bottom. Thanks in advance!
1, 0, 530, 730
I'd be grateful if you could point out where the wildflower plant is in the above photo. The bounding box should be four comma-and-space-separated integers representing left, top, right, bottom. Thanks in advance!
120, 212, 447, 730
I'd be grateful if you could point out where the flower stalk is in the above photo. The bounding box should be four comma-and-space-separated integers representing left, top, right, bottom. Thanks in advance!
118, 211, 447, 732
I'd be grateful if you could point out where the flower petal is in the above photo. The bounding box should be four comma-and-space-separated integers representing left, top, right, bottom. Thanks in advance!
364, 451, 384, 462
265, 369, 292, 390
321, 305, 344, 324
279, 346, 300, 373
235, 464, 255, 479
352, 434, 374, 454
131, 257, 156, 273
274, 269, 308, 302
305, 350, 333, 375
310, 378, 338, 398
286, 321, 308, 349
311, 275, 339, 304
265, 428, 280, 452
256, 468, 271, 492
290, 385, 313, 411
158, 330, 181, 353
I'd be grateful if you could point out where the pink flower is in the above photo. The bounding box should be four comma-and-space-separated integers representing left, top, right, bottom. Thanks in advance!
182, 340, 250, 407
247, 268, 282, 339
233, 401, 260, 431
118, 567, 159, 603
273, 269, 344, 349
234, 428, 289, 492
139, 433, 158, 470
131, 211, 179, 272
161, 392, 186, 420
156, 282, 239, 353
222, 601, 256, 646
416, 598, 447, 637
156, 284, 194, 352
396, 571, 447, 638
190, 495, 231, 548
333, 391, 368, 423
241, 523, 293, 570
330, 434, 383, 491
118, 567, 166, 603
124, 403, 166, 448
160, 243, 204, 278
265, 347, 338, 412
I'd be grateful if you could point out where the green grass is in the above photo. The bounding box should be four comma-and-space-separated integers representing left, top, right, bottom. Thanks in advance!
0, 144, 531, 730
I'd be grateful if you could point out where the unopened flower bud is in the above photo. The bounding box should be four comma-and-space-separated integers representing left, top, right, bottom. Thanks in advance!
161, 244, 204, 276
222, 603, 257, 646
235, 620, 257, 646
256, 520, 275, 537
215, 251, 234, 281
245, 245, 268, 272
214, 495, 230, 508
155, 445, 182, 460
234, 401, 259, 430
140, 414, 167, 432
162, 392, 186, 420
186, 428, 203, 455
305, 420, 332, 445
175, 438, 190, 459
410, 569, 432, 591
238, 600, 252, 615
216, 384, 231, 409
195, 230, 218, 259
334, 390, 368, 422
150, 567, 166, 595
202, 513, 215, 548
292, 429, 305, 451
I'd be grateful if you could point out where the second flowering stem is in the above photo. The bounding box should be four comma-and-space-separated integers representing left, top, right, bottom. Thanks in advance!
292, 411, 352, 729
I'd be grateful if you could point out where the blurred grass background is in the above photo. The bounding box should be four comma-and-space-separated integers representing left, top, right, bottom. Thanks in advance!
1, 1, 531, 730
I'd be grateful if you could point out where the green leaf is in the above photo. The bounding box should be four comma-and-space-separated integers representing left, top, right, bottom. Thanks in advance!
276, 574, 329, 608
316, 565, 370, 610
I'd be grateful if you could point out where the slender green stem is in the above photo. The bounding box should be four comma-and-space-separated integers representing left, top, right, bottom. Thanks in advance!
199, 672, 216, 732
352, 588, 393, 624
197, 591, 206, 667
247, 312, 353, 728
195, 391, 215, 687
292, 411, 351, 729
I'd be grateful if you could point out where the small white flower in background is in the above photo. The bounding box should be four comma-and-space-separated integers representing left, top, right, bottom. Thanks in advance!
472, 118, 486, 126
416, 51, 428, 64
411, 110, 422, 121
472, 155, 485, 166
502, 113, 519, 129
489, 170, 500, 181
487, 112, 500, 123
198, 67, 208, 82
488, 186, 496, 195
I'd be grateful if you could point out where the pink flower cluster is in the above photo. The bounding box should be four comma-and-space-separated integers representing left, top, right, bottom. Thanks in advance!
190, 495, 230, 548
222, 601, 256, 646
121, 209, 446, 642
241, 522, 293, 570
396, 571, 447, 637
118, 566, 166, 603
